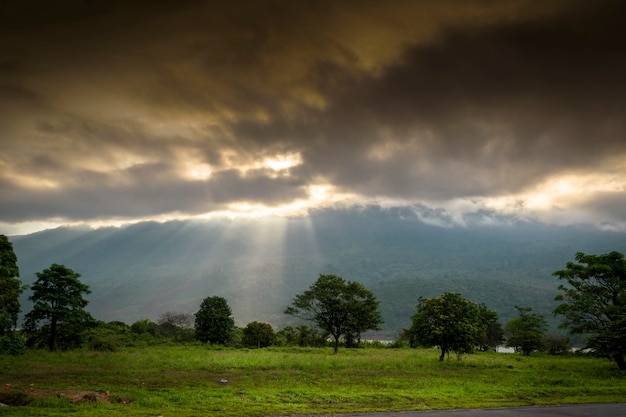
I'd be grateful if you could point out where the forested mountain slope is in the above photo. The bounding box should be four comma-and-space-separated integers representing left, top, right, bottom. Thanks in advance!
10, 207, 626, 334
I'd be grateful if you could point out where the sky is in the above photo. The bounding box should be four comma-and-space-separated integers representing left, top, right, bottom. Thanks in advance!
1, 0, 625, 235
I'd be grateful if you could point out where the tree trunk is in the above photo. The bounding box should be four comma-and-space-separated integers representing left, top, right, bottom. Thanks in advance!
49, 317, 57, 351
614, 352, 626, 371
439, 349, 445, 361
333, 336, 339, 354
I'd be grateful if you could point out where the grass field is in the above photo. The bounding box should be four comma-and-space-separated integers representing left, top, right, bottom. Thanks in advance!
1, 345, 625, 416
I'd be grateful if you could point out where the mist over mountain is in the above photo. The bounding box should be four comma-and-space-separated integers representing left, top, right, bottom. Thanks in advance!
10, 207, 626, 335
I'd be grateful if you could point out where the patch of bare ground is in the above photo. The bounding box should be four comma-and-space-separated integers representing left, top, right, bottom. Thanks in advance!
0, 384, 130, 406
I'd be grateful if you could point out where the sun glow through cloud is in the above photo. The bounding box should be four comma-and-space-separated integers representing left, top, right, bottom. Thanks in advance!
219, 184, 340, 218
524, 174, 625, 210
187, 163, 213, 180
473, 172, 626, 228
263, 153, 302, 171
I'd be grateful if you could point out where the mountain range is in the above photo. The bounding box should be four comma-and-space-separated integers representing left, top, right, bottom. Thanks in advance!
9, 207, 626, 336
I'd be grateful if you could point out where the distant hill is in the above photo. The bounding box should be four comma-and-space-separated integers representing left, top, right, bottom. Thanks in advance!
9, 207, 626, 335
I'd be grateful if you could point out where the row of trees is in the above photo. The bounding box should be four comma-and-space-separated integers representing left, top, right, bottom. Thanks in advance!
404, 251, 626, 369
2, 233, 625, 369
406, 293, 551, 360
183, 252, 626, 370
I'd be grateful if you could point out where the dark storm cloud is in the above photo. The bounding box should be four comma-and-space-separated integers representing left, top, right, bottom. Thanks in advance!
237, 0, 626, 199
1, 0, 625, 229
0, 163, 307, 222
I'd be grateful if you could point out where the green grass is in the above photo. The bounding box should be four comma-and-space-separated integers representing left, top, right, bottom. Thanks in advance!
1, 346, 625, 416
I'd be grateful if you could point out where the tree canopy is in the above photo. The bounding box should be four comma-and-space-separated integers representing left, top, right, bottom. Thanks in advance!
242, 321, 275, 348
505, 306, 547, 356
23, 264, 94, 351
285, 274, 382, 353
553, 251, 626, 370
410, 292, 489, 360
194, 296, 235, 345
0, 235, 25, 337
476, 303, 504, 351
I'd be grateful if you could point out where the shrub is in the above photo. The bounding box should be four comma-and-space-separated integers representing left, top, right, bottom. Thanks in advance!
0, 390, 31, 406
0, 334, 26, 355
544, 335, 572, 355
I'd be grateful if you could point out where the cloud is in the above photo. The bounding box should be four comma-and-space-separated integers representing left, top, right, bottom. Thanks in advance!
1, 0, 625, 231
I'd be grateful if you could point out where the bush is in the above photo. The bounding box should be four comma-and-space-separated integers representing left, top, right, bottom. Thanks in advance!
87, 328, 121, 352
226, 327, 243, 348
0, 390, 31, 406
0, 334, 26, 355
544, 335, 571, 355
131, 319, 161, 337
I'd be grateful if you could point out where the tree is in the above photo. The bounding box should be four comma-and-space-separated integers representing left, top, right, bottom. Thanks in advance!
505, 306, 547, 355
476, 304, 504, 352
242, 321, 275, 348
23, 264, 94, 351
344, 281, 384, 347
277, 325, 326, 347
543, 335, 571, 355
553, 251, 626, 370
285, 274, 383, 354
194, 296, 234, 345
410, 292, 485, 361
0, 235, 25, 337
158, 311, 194, 341
130, 319, 161, 337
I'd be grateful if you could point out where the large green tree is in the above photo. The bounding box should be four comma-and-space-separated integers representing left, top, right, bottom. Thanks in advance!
285, 274, 382, 354
410, 292, 487, 361
553, 251, 626, 370
505, 306, 547, 356
23, 264, 94, 351
194, 296, 235, 345
0, 235, 25, 336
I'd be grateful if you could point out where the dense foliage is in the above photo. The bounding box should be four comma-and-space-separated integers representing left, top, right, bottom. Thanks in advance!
505, 306, 548, 355
23, 264, 94, 351
476, 304, 504, 351
285, 274, 383, 353
277, 325, 327, 347
194, 296, 235, 345
158, 311, 194, 342
410, 292, 493, 360
242, 321, 275, 348
553, 251, 626, 370
0, 235, 24, 338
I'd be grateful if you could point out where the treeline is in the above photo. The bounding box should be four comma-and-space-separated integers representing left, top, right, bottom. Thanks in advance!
1, 235, 625, 370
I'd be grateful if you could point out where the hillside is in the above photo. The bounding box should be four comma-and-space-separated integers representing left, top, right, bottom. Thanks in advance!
10, 207, 626, 334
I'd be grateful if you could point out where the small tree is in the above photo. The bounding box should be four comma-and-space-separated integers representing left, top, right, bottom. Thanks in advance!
158, 311, 194, 341
285, 274, 382, 354
476, 304, 504, 352
553, 251, 626, 370
194, 296, 234, 345
544, 335, 571, 355
23, 264, 94, 351
505, 306, 547, 355
410, 292, 485, 361
344, 281, 384, 347
130, 319, 161, 338
276, 326, 297, 346
0, 235, 26, 337
242, 321, 275, 348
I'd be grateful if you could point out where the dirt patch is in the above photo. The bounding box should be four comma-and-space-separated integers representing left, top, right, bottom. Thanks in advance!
0, 384, 130, 406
